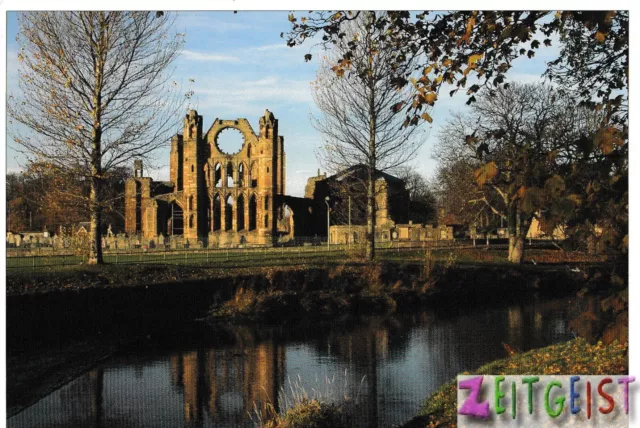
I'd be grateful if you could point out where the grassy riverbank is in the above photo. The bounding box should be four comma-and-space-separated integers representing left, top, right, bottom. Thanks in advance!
207, 259, 618, 323
401, 338, 628, 428
262, 399, 350, 428
6, 247, 610, 295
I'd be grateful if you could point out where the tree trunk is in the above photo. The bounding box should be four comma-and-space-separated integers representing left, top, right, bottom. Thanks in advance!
88, 135, 103, 264
508, 233, 525, 264
507, 204, 517, 260
365, 56, 376, 262
508, 208, 531, 264
88, 15, 105, 265
366, 166, 376, 260
88, 178, 103, 264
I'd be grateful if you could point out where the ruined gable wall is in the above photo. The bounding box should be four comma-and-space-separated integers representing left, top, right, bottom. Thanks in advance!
200, 110, 285, 244
125, 110, 289, 246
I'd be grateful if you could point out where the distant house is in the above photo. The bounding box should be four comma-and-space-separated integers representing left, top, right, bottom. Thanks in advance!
305, 164, 411, 227
305, 165, 452, 244
526, 217, 566, 240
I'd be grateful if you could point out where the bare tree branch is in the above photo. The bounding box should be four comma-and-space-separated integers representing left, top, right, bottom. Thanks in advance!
8, 11, 188, 263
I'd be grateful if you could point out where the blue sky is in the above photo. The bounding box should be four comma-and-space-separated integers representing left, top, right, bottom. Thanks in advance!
5, 11, 558, 196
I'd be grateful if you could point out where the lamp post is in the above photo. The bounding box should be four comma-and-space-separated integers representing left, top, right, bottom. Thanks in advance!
324, 196, 330, 251
348, 195, 351, 248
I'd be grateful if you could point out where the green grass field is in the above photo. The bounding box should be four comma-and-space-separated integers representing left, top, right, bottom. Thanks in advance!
6, 242, 469, 273
6, 241, 601, 274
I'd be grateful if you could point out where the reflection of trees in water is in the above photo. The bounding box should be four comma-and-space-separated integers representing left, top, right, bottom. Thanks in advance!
296, 311, 561, 427
303, 315, 437, 428
568, 296, 607, 344
319, 315, 428, 364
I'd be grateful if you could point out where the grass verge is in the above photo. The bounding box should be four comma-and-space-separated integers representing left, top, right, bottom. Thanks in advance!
402, 338, 629, 427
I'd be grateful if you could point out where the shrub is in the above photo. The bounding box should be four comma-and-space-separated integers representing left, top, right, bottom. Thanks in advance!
264, 399, 349, 428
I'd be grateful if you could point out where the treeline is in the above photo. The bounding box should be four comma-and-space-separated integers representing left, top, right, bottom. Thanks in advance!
432, 83, 627, 259
286, 11, 627, 264
6, 163, 130, 233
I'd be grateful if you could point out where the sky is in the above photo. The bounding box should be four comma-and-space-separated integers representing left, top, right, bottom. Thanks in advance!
5, 11, 558, 197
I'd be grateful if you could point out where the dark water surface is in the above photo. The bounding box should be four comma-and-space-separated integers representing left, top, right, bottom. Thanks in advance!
8, 297, 593, 428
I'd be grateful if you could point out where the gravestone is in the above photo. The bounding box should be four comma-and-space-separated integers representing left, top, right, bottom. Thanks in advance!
117, 235, 128, 250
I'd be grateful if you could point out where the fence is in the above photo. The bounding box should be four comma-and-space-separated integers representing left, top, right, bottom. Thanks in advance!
5, 238, 547, 273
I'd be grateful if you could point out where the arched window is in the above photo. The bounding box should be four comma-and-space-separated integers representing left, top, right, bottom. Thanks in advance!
169, 201, 183, 235
238, 163, 245, 187
189, 214, 194, 228
225, 195, 234, 231
135, 181, 142, 232
207, 194, 212, 232
264, 195, 270, 210
213, 194, 221, 231
247, 144, 251, 158
226, 162, 234, 187
214, 163, 222, 187
237, 194, 245, 231
250, 162, 258, 188
264, 214, 269, 228
248, 194, 257, 231
188, 196, 194, 211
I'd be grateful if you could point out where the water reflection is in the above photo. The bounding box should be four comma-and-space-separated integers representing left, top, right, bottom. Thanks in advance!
9, 297, 593, 428
168, 334, 286, 426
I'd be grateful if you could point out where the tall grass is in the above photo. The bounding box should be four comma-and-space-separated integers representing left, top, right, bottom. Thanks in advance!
252, 371, 367, 428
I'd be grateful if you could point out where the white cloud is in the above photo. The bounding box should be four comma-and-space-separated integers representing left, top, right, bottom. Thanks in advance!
174, 13, 251, 33
507, 73, 548, 84
244, 76, 279, 86
254, 43, 289, 52
181, 50, 241, 63
193, 76, 313, 115
149, 165, 171, 182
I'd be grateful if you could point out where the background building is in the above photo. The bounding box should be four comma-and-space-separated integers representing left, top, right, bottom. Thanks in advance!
304, 166, 452, 244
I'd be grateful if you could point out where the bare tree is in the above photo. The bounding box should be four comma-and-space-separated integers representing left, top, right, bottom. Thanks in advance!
312, 11, 428, 260
394, 166, 437, 224
436, 83, 599, 263
8, 12, 188, 263
430, 158, 492, 232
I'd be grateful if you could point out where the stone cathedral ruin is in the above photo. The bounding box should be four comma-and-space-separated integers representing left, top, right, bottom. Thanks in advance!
125, 109, 323, 246
124, 109, 452, 248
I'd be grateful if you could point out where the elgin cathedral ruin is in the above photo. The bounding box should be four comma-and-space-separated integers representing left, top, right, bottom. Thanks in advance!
124, 109, 323, 246
124, 109, 452, 247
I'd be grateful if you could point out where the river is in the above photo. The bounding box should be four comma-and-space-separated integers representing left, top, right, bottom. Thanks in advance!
8, 296, 594, 428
